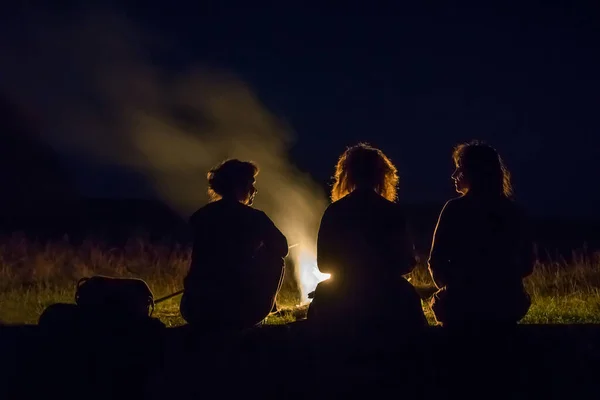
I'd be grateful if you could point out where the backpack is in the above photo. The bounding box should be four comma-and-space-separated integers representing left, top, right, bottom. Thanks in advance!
75, 275, 155, 320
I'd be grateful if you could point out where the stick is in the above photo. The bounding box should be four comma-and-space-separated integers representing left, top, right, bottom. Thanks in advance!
154, 243, 299, 306
154, 289, 184, 305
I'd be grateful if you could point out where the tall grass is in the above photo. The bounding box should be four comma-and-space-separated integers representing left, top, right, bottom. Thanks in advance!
0, 234, 189, 326
1, 233, 599, 326
408, 251, 600, 324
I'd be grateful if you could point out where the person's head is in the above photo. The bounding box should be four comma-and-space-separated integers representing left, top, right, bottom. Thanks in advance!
207, 159, 259, 205
331, 143, 398, 202
451, 140, 513, 198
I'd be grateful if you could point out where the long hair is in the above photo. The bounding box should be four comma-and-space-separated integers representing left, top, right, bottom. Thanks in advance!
452, 140, 513, 198
207, 159, 259, 202
330, 143, 399, 202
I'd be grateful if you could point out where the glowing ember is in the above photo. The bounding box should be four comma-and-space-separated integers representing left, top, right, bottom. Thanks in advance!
295, 248, 330, 304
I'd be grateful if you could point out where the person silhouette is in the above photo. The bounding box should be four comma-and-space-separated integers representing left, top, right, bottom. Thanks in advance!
307, 143, 427, 334
180, 159, 288, 332
428, 141, 534, 329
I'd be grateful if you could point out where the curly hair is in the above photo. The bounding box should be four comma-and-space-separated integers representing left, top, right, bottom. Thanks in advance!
207, 159, 259, 202
452, 140, 513, 198
330, 143, 399, 202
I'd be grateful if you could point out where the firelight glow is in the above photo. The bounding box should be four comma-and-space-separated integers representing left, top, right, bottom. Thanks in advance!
295, 247, 330, 304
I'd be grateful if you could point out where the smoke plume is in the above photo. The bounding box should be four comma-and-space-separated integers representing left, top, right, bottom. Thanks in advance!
0, 9, 329, 301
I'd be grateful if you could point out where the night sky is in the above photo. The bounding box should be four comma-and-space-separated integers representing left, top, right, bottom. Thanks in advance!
2, 2, 600, 219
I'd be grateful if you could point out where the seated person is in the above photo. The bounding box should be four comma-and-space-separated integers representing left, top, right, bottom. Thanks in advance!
428, 141, 534, 329
180, 159, 288, 332
308, 143, 427, 332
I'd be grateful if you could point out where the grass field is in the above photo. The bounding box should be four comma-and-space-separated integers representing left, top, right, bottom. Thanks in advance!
0, 234, 599, 326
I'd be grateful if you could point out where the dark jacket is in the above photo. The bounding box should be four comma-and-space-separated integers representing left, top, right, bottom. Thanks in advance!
309, 189, 425, 328
317, 188, 417, 285
428, 194, 534, 295
181, 199, 288, 328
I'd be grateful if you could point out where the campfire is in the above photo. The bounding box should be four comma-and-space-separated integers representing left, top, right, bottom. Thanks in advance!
265, 245, 330, 320
294, 247, 330, 304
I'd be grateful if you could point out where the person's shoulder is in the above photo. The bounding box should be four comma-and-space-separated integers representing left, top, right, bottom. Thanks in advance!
379, 196, 405, 215
188, 203, 211, 224
314, 199, 342, 223
432, 196, 466, 222
323, 197, 343, 212
385, 201, 411, 226
239, 202, 261, 213
246, 206, 274, 222
188, 200, 225, 222
441, 195, 464, 212
503, 198, 529, 219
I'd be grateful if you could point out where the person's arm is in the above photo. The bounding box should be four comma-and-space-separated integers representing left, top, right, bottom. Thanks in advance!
184, 211, 205, 286
517, 210, 535, 279
316, 208, 337, 275
427, 201, 455, 289
395, 212, 418, 276
258, 211, 289, 258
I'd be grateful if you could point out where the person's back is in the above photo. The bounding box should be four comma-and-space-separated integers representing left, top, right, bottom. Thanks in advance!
185, 200, 278, 289
308, 144, 426, 332
429, 195, 532, 292
180, 160, 288, 332
317, 188, 416, 285
428, 141, 534, 328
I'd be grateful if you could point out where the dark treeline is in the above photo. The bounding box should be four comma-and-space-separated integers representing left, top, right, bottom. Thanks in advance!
0, 197, 597, 264
0, 96, 597, 262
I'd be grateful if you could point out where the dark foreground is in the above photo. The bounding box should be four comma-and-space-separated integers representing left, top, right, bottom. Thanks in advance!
2, 320, 600, 399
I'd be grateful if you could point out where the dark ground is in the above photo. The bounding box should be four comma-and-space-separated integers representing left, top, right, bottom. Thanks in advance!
2, 320, 600, 399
